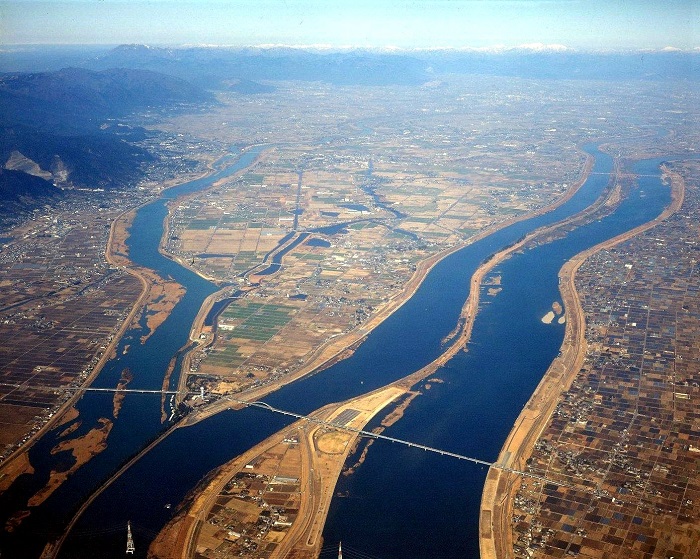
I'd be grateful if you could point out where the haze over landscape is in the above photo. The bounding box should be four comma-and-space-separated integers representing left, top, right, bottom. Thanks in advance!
3, 0, 699, 50
0, 2, 699, 559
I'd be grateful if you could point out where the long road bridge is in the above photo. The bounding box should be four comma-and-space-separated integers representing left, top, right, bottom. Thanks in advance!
588, 172, 661, 178
1, 382, 574, 488
226, 397, 579, 488
236, 397, 494, 467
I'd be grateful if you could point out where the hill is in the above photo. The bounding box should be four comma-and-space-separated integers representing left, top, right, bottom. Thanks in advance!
0, 168, 63, 221
0, 66, 212, 134
0, 67, 211, 217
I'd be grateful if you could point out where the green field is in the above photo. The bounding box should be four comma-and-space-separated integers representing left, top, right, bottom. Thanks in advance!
188, 219, 220, 230
206, 344, 248, 367
219, 302, 296, 343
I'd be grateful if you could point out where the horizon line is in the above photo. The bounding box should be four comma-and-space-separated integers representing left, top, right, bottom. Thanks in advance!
2, 43, 700, 54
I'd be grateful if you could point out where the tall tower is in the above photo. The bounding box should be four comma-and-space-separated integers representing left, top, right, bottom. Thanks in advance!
126, 521, 135, 555
338, 541, 342, 559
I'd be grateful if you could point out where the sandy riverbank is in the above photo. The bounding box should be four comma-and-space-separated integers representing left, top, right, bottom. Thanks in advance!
479, 165, 686, 559
0, 206, 150, 495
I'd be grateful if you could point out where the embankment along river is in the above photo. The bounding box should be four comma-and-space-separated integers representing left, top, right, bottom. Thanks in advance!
0, 146, 676, 558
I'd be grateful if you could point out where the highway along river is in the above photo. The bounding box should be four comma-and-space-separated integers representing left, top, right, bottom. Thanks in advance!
0, 146, 674, 558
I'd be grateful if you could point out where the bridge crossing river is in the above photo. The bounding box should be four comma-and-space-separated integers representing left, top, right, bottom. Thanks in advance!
0, 382, 574, 489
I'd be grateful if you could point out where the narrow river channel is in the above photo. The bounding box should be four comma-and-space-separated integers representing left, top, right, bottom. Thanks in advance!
0, 146, 676, 558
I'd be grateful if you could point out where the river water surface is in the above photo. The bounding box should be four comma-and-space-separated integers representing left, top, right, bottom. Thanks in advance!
0, 147, 676, 558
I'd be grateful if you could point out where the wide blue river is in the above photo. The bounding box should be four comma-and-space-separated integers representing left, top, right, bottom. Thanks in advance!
0, 146, 674, 558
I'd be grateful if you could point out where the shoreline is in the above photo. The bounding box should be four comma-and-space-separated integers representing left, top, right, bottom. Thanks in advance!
150, 386, 406, 559
0, 157, 224, 479
478, 164, 686, 559
0, 208, 149, 487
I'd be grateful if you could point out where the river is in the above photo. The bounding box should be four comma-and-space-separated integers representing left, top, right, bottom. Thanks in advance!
0, 147, 265, 558
0, 146, 675, 558
322, 154, 676, 558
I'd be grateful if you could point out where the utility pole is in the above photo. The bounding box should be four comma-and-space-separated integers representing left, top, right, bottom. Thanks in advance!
338, 541, 342, 559
126, 521, 135, 555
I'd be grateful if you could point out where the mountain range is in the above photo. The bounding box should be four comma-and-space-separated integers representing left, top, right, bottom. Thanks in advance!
84, 44, 699, 84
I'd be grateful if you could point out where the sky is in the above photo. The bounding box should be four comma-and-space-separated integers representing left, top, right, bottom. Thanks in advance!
1, 0, 698, 51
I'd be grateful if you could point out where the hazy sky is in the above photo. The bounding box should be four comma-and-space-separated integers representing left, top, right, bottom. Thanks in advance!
1, 0, 698, 50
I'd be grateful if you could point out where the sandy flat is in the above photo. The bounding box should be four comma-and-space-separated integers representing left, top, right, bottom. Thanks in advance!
540, 311, 555, 324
